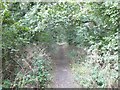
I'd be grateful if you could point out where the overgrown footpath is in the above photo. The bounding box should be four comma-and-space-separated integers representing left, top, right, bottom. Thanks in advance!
1, 2, 119, 89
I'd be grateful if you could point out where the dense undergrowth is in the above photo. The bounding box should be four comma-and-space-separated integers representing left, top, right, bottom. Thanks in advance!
2, 44, 52, 88
67, 2, 119, 88
1, 1, 119, 88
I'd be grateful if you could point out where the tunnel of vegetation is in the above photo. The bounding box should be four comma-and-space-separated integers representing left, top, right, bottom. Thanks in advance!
1, 1, 119, 88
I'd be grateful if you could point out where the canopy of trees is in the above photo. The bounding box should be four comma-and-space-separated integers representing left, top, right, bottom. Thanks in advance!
1, 1, 119, 88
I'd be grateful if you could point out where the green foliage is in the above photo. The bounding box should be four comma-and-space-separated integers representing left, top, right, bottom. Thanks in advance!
2, 1, 119, 88
70, 2, 119, 88
12, 56, 51, 88
3, 80, 11, 88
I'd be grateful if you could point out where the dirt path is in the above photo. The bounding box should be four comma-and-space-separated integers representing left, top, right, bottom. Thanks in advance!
51, 44, 80, 88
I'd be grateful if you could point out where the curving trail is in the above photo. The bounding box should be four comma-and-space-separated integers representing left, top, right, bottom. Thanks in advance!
51, 44, 80, 88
